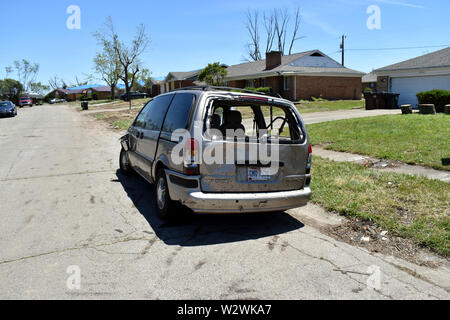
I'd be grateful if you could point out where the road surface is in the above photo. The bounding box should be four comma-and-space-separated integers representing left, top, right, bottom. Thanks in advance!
0, 105, 448, 300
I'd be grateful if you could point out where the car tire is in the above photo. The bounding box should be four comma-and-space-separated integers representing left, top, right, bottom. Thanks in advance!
119, 148, 133, 175
155, 169, 175, 220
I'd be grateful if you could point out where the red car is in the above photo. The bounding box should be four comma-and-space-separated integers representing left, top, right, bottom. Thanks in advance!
19, 97, 33, 107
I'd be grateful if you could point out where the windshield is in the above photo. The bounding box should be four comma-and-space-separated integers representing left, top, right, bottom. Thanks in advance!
0, 102, 11, 107
20, 98, 30, 101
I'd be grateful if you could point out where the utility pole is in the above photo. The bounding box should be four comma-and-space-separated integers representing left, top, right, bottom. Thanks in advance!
340, 35, 346, 66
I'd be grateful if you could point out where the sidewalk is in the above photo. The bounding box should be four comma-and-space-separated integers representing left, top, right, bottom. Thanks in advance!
242, 109, 401, 128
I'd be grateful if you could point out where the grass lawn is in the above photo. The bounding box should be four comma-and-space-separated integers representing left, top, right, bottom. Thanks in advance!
91, 109, 140, 131
311, 156, 449, 256
295, 99, 364, 113
74, 98, 150, 110
307, 114, 450, 171
237, 99, 364, 120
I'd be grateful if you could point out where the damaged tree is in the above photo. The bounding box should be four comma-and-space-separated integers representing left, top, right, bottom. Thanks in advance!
94, 17, 150, 108
245, 8, 303, 61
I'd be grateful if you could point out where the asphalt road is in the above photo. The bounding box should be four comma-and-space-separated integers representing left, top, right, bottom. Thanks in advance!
0, 105, 448, 300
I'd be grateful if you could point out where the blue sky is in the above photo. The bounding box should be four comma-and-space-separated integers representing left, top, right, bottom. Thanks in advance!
1, 0, 449, 87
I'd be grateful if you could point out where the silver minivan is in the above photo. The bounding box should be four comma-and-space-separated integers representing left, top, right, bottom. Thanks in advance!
120, 87, 312, 220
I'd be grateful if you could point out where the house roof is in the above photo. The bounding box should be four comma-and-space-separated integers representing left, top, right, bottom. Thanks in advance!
166, 70, 201, 81
362, 73, 378, 83
91, 86, 122, 92
54, 88, 83, 94
225, 50, 364, 79
68, 84, 104, 90
374, 47, 450, 72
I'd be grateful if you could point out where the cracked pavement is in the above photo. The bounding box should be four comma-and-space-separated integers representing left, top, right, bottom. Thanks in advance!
0, 105, 448, 300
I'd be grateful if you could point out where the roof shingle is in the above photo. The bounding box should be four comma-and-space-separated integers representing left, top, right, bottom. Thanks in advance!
374, 47, 450, 72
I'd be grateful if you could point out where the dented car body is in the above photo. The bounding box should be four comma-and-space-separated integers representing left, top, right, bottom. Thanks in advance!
119, 87, 311, 219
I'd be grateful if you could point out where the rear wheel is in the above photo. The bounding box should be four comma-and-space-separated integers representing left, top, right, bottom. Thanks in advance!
155, 169, 175, 220
119, 148, 133, 175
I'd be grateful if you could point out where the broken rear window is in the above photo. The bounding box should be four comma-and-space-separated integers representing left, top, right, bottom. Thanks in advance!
205, 99, 304, 143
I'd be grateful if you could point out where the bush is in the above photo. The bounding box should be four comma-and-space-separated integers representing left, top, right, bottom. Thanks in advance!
243, 87, 273, 93
92, 93, 99, 100
416, 89, 450, 113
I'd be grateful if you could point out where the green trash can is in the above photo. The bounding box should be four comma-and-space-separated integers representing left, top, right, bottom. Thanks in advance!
81, 101, 89, 110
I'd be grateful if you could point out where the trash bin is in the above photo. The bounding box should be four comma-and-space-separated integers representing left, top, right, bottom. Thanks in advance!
81, 101, 88, 110
365, 92, 400, 110
364, 92, 378, 110
375, 93, 386, 109
384, 93, 400, 109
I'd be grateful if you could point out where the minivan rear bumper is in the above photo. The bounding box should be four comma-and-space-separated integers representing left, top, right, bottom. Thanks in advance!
165, 170, 311, 214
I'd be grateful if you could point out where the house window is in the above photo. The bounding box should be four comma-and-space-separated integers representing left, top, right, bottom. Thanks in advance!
246, 80, 254, 88
260, 78, 266, 87
284, 77, 291, 91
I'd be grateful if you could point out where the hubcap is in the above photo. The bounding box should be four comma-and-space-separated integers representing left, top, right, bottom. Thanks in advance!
157, 178, 167, 211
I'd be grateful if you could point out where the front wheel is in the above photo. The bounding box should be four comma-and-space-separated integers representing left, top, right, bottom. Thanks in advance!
155, 169, 175, 220
119, 148, 133, 175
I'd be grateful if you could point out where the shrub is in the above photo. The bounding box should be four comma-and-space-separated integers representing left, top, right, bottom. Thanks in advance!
243, 87, 273, 93
312, 95, 326, 102
92, 93, 99, 100
416, 89, 450, 113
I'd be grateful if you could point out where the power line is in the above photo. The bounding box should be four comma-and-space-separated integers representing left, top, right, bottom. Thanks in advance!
345, 45, 450, 51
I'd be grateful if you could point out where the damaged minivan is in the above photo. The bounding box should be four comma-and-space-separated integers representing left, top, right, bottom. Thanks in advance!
120, 87, 312, 219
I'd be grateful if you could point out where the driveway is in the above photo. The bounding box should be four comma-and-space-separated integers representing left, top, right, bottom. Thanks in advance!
0, 105, 448, 299
242, 109, 401, 128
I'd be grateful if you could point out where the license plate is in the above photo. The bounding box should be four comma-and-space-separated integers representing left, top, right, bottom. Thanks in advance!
248, 167, 271, 181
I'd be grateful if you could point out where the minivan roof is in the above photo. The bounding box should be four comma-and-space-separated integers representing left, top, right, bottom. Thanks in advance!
169, 85, 281, 98
164, 86, 292, 105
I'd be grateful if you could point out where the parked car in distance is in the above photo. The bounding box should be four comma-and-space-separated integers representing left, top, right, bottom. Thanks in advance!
19, 97, 33, 107
120, 92, 148, 101
0, 101, 18, 117
119, 87, 312, 220
49, 98, 66, 104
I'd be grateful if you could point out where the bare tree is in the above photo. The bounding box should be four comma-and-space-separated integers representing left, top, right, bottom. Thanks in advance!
48, 76, 68, 90
4, 66, 12, 78
13, 59, 40, 91
245, 10, 262, 61
288, 8, 302, 55
94, 17, 150, 109
73, 76, 88, 87
263, 12, 276, 54
274, 9, 289, 54
244, 8, 303, 61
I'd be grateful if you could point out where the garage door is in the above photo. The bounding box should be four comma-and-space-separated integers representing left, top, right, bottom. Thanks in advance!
391, 75, 450, 107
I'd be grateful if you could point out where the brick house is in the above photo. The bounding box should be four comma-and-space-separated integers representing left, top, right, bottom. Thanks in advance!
47, 85, 124, 101
47, 88, 83, 101
161, 71, 200, 94
225, 50, 363, 100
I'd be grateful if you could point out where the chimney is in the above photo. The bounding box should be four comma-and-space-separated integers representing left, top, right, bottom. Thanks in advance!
266, 51, 282, 70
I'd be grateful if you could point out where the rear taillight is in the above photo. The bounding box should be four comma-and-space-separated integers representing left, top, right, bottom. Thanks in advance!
183, 139, 200, 175
306, 144, 312, 175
